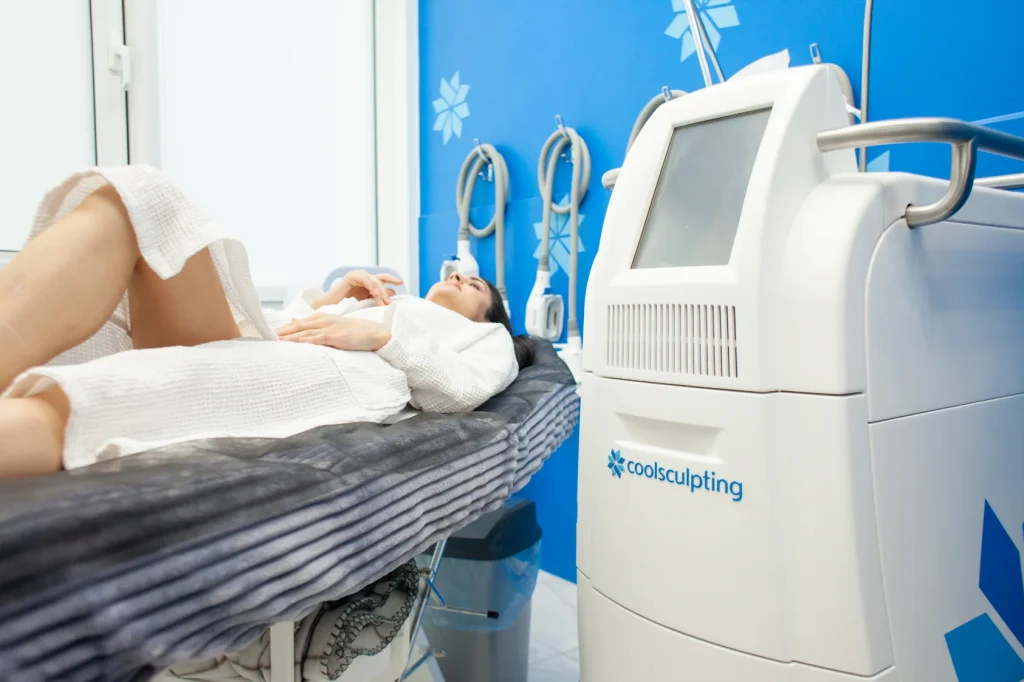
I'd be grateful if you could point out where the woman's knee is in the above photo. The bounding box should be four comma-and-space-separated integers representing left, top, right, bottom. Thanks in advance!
85, 184, 131, 221
79, 185, 140, 260
0, 388, 68, 479
35, 386, 71, 427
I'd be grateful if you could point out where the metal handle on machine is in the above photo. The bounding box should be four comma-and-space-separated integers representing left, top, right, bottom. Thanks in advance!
816, 118, 1024, 227
975, 172, 1024, 190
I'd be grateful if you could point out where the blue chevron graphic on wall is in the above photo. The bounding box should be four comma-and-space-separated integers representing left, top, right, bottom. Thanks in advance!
944, 502, 1024, 681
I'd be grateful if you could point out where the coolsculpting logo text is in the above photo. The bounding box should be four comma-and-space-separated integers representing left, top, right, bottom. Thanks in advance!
608, 449, 743, 502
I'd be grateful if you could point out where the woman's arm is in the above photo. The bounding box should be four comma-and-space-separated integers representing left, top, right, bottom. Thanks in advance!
313, 270, 401, 309
277, 312, 518, 413
264, 271, 401, 330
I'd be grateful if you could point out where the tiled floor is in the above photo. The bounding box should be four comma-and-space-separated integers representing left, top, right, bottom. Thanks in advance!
527, 571, 580, 682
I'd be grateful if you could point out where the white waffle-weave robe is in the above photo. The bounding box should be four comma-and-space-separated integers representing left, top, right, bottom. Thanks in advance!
2, 167, 517, 469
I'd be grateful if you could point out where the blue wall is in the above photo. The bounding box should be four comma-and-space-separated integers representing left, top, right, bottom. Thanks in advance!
418, 0, 1024, 582
869, 0, 1024, 177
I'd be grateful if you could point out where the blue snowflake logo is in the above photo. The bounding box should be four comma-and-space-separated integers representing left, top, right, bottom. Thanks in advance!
944, 502, 1024, 681
432, 72, 470, 144
974, 110, 1024, 128
533, 195, 585, 276
665, 0, 740, 63
608, 450, 625, 478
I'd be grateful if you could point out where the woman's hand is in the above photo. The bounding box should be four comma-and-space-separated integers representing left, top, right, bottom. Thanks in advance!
314, 270, 402, 309
277, 313, 392, 351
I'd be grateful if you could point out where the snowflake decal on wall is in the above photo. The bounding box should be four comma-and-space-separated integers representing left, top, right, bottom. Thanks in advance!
866, 151, 891, 173
432, 72, 470, 144
533, 195, 585, 277
665, 0, 740, 63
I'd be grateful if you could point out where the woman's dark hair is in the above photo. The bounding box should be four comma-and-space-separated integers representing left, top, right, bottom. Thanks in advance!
483, 279, 536, 370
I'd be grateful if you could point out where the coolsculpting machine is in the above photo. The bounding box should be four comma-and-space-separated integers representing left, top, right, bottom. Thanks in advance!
578, 65, 1024, 681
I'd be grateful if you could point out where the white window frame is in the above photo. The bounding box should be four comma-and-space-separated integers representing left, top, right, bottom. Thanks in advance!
90, 0, 130, 167
122, 0, 160, 168
372, 0, 420, 295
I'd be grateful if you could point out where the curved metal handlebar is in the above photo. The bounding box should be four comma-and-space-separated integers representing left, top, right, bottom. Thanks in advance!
817, 118, 1024, 227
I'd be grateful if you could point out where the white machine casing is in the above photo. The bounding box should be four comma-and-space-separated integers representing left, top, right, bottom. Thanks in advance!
525, 269, 565, 341
439, 238, 480, 282
578, 65, 1024, 681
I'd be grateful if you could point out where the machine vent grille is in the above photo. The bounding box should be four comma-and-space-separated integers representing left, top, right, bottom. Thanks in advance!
606, 304, 739, 379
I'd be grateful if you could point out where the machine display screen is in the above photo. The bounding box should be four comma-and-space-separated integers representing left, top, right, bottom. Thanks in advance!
631, 108, 772, 269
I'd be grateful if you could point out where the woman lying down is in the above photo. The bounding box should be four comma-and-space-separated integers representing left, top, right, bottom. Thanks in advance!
0, 166, 534, 480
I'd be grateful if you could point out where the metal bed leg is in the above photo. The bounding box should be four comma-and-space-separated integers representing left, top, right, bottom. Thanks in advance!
402, 538, 449, 679
270, 621, 295, 682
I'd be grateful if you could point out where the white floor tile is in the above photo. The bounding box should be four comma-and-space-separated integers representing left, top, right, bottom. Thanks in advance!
527, 570, 580, 682
529, 635, 564, 665
529, 577, 579, 658
529, 649, 580, 682
540, 572, 578, 611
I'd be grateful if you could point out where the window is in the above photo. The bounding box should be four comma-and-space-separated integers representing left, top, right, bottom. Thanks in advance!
127, 0, 378, 304
0, 0, 125, 252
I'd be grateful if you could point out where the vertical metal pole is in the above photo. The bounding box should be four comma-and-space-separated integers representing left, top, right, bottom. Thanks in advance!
859, 0, 875, 172
692, 6, 725, 83
403, 538, 449, 672
270, 622, 295, 682
682, 0, 713, 87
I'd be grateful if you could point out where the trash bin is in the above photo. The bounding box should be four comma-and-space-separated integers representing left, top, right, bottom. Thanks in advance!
421, 497, 542, 682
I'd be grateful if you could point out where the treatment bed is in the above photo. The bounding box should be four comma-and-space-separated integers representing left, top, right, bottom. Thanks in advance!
0, 339, 579, 682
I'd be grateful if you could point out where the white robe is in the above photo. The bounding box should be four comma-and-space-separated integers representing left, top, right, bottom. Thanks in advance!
1, 167, 518, 470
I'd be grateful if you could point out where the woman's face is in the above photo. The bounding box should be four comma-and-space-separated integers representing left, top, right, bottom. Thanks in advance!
425, 272, 491, 322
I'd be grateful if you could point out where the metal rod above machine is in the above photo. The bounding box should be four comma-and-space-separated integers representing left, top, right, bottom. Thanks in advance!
975, 172, 1024, 190
681, 0, 720, 88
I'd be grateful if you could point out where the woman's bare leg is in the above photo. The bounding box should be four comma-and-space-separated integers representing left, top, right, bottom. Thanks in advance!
0, 185, 139, 391
0, 389, 69, 479
0, 183, 242, 387
128, 248, 240, 350
0, 181, 242, 479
